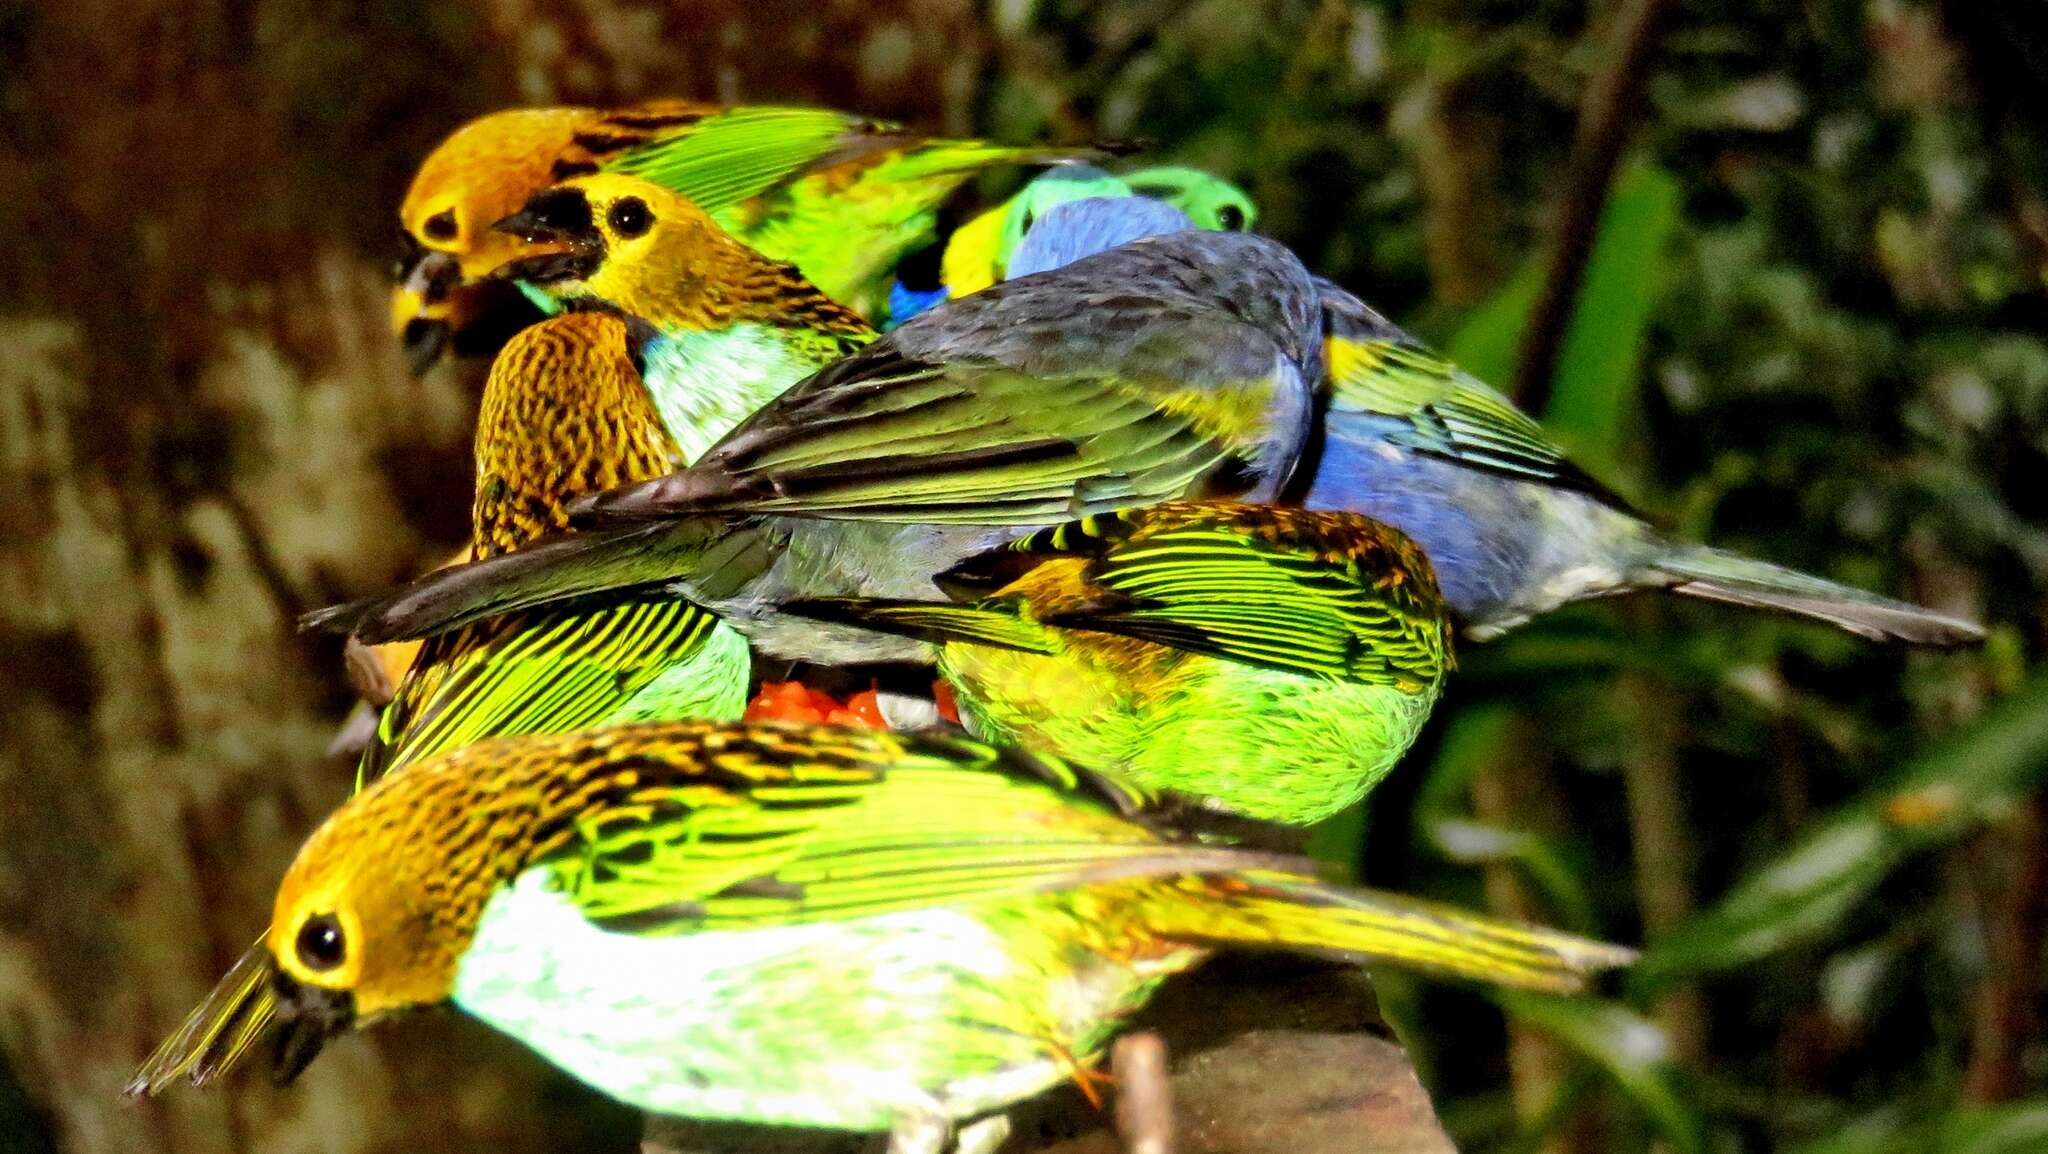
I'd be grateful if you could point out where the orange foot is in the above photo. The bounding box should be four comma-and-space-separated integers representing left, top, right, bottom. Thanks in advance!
933, 679, 961, 724
745, 681, 889, 729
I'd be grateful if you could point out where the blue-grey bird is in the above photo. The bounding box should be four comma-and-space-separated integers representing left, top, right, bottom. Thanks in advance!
999, 196, 1983, 646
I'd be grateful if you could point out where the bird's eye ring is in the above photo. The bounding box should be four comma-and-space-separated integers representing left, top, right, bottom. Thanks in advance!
1216, 204, 1246, 231
608, 197, 653, 239
422, 209, 459, 243
296, 914, 348, 972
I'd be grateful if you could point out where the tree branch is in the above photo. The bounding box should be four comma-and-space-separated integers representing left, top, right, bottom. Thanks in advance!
1511, 0, 1679, 411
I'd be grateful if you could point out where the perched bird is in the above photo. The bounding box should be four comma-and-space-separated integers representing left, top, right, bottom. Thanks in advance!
931, 164, 1137, 305
1121, 165, 1258, 233
361, 312, 750, 775
490, 174, 878, 464
1006, 197, 1196, 281
229, 721, 1632, 1145
786, 502, 1453, 825
890, 164, 1254, 325
394, 101, 1094, 370
1004, 196, 1987, 646
306, 226, 1331, 671
131, 311, 751, 1093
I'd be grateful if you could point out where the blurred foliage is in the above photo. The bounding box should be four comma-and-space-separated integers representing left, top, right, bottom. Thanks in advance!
986, 1, 2046, 1151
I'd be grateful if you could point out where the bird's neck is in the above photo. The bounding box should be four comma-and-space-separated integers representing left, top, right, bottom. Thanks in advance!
578, 245, 876, 462
471, 364, 679, 558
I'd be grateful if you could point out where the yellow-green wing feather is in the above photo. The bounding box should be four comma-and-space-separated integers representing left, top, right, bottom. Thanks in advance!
361, 595, 725, 781
1326, 334, 1625, 502
546, 731, 1259, 934
1031, 515, 1449, 688
701, 354, 1261, 524
600, 106, 870, 217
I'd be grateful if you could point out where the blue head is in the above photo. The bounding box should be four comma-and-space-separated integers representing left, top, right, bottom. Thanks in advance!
1007, 197, 1198, 279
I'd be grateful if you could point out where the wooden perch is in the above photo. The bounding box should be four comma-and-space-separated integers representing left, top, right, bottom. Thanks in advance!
643, 957, 1456, 1154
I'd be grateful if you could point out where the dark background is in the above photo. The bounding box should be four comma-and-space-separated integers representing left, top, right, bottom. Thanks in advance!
1, 1, 2044, 1151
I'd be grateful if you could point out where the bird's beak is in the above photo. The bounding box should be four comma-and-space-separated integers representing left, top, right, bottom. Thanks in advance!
490, 188, 603, 286
398, 317, 450, 376
268, 969, 357, 1086
391, 247, 466, 376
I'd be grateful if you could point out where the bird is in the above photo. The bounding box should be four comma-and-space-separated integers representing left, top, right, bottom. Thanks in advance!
392, 100, 1097, 371
344, 174, 884, 746
1121, 165, 1258, 233
1006, 197, 1197, 281
488, 173, 879, 465
783, 501, 1454, 825
207, 720, 1633, 1149
1001, 196, 1987, 646
307, 225, 1332, 673
888, 164, 1255, 325
130, 310, 753, 1093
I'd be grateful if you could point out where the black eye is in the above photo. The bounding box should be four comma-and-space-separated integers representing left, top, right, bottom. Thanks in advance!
422, 209, 459, 242
1216, 204, 1246, 231
608, 197, 652, 239
296, 914, 347, 972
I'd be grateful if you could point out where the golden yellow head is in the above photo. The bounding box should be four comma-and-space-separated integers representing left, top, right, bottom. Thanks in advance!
493, 173, 869, 336
265, 750, 500, 1023
390, 101, 721, 359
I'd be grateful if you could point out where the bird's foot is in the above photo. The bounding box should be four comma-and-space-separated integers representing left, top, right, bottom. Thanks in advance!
1112, 1032, 1174, 1154
953, 1114, 1011, 1154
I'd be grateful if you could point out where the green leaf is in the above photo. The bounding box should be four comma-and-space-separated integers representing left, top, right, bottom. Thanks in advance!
1445, 260, 1542, 387
1444, 157, 1682, 485
1787, 1101, 2048, 1154
1543, 160, 1683, 468
1410, 705, 1597, 931
1490, 991, 1706, 1154
1635, 666, 2048, 987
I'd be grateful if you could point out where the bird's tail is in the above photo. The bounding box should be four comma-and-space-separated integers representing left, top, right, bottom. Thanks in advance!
1645, 543, 1983, 648
875, 139, 1122, 182
126, 939, 278, 1095
782, 598, 1057, 654
303, 518, 780, 646
1153, 873, 1635, 994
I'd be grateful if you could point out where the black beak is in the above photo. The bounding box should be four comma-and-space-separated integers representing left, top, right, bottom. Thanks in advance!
400, 318, 449, 376
490, 187, 604, 285
268, 969, 356, 1086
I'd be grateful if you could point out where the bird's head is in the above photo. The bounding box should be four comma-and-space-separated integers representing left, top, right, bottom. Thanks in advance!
261, 754, 511, 1084
1007, 197, 1198, 280
493, 174, 861, 335
994, 166, 1135, 275
1122, 166, 1257, 234
390, 109, 598, 370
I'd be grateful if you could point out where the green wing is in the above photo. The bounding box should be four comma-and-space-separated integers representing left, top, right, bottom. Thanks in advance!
1013, 512, 1450, 688
601, 106, 1092, 313
779, 598, 1060, 655
539, 729, 1257, 934
601, 106, 872, 217
360, 594, 728, 781
678, 352, 1280, 524
1325, 332, 1625, 503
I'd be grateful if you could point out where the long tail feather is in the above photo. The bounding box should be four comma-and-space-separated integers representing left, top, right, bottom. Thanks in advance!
127, 940, 279, 1095
1648, 544, 1983, 648
782, 598, 1057, 654
1159, 874, 1636, 994
303, 520, 776, 646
